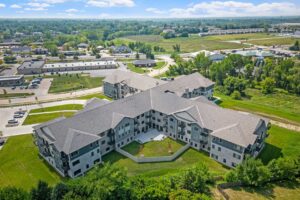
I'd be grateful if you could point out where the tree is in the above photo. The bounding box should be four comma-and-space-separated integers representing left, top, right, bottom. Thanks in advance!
0, 187, 29, 200
193, 52, 212, 77
135, 52, 140, 59
51, 183, 69, 200
223, 76, 247, 95
4, 56, 16, 64
172, 44, 181, 52
0, 59, 3, 65
58, 53, 66, 61
267, 157, 298, 181
178, 163, 213, 193
231, 90, 241, 100
261, 77, 275, 94
30, 181, 52, 200
289, 40, 299, 51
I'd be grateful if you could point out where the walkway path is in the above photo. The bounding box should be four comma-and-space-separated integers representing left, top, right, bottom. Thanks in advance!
148, 55, 176, 77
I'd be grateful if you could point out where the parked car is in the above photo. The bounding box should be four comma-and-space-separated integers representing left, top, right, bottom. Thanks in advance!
0, 138, 5, 146
15, 110, 26, 115
6, 119, 19, 127
11, 86, 16, 90
14, 114, 24, 118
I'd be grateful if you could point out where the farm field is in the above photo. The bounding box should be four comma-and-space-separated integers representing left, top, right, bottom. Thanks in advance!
114, 35, 248, 53
215, 88, 300, 125
203, 33, 277, 41
0, 135, 62, 191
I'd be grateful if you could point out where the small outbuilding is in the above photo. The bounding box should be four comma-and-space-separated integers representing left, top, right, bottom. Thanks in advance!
133, 59, 156, 68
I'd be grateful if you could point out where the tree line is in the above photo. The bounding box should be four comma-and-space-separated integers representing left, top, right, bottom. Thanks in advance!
167, 53, 300, 97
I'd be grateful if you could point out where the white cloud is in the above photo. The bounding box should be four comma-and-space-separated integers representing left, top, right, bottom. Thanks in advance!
25, 2, 50, 11
0, 3, 6, 8
87, 0, 135, 7
66, 8, 79, 13
146, 8, 165, 14
11, 4, 22, 9
169, 1, 300, 17
32, 0, 69, 3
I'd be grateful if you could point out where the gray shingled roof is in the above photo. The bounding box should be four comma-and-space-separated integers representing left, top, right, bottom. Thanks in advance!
35, 88, 267, 154
154, 72, 215, 96
133, 59, 156, 65
104, 70, 166, 91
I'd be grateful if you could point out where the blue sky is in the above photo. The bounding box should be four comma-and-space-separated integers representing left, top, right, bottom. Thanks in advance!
0, 0, 299, 18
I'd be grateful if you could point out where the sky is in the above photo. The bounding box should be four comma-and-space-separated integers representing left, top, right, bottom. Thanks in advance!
0, 0, 299, 18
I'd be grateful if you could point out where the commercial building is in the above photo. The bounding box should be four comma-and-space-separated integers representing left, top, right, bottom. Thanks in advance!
17, 60, 118, 75
0, 75, 25, 87
103, 70, 215, 100
34, 86, 268, 178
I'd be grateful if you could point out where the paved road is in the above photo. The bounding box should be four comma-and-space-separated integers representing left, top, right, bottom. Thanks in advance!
147, 55, 175, 77
0, 99, 87, 137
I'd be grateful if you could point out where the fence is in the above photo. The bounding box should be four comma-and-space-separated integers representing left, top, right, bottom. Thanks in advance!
116, 143, 190, 163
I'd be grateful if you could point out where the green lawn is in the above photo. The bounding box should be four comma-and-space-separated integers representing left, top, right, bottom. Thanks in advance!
204, 33, 277, 41
77, 93, 112, 101
122, 138, 185, 157
258, 125, 300, 164
153, 61, 166, 70
30, 104, 83, 114
23, 112, 75, 125
216, 88, 300, 125
249, 37, 299, 46
0, 93, 34, 99
103, 147, 228, 177
0, 135, 62, 190
126, 63, 150, 74
224, 180, 300, 200
32, 74, 104, 93
114, 35, 248, 53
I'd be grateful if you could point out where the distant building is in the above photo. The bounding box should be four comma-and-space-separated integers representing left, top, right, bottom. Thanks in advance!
208, 53, 226, 62
110, 45, 132, 54
0, 75, 24, 87
11, 46, 31, 54
34, 48, 48, 55
133, 59, 156, 67
77, 43, 89, 49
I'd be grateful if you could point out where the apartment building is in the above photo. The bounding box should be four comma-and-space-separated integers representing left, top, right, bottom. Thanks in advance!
34, 88, 268, 178
103, 70, 215, 100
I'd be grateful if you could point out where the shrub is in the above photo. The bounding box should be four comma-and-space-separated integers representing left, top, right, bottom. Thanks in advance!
231, 90, 241, 100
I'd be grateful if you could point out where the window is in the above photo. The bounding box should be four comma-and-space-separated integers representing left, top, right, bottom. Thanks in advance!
218, 147, 221, 152
170, 118, 174, 122
86, 164, 89, 169
71, 151, 78, 157
74, 169, 81, 176
141, 114, 144, 117
160, 113, 163, 116
223, 158, 226, 163
194, 143, 198, 147
94, 159, 100, 164
72, 160, 80, 166
194, 127, 199, 131
157, 119, 161, 122
231, 162, 236, 167
106, 147, 110, 152
152, 110, 155, 113
101, 140, 106, 145
212, 144, 215, 149
91, 152, 94, 156
97, 149, 100, 153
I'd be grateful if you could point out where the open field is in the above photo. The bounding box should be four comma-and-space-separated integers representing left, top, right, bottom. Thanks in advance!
103, 147, 228, 177
224, 180, 300, 200
258, 125, 300, 164
0, 135, 62, 191
77, 93, 112, 100
114, 35, 248, 53
126, 63, 150, 74
29, 104, 83, 113
248, 37, 299, 46
203, 33, 277, 41
122, 138, 185, 157
0, 93, 34, 99
216, 88, 300, 125
26, 74, 103, 94
23, 112, 75, 125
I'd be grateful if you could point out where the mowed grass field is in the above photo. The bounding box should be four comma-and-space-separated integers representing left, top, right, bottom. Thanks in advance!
114, 35, 248, 53
126, 63, 150, 74
203, 33, 277, 41
29, 104, 83, 113
0, 135, 62, 191
249, 37, 299, 46
216, 88, 300, 125
122, 138, 185, 157
258, 125, 300, 164
77, 93, 112, 100
23, 112, 75, 125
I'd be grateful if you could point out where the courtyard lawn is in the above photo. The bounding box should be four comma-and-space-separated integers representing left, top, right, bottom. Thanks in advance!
45, 74, 103, 93
215, 88, 300, 125
114, 35, 248, 53
248, 37, 299, 46
258, 125, 300, 164
30, 104, 83, 114
0, 135, 62, 190
103, 147, 228, 177
223, 180, 300, 200
23, 112, 75, 125
126, 63, 150, 74
122, 138, 185, 157
77, 93, 112, 101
